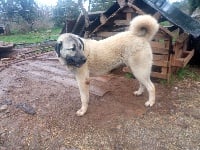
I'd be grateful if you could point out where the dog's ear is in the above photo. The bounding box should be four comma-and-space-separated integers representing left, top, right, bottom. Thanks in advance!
55, 42, 62, 57
78, 38, 84, 51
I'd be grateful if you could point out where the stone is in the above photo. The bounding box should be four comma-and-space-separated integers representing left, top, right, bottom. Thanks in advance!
16, 103, 36, 115
0, 104, 8, 112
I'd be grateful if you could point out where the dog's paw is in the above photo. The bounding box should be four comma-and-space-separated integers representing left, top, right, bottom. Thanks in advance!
145, 100, 155, 107
133, 90, 143, 96
76, 108, 87, 116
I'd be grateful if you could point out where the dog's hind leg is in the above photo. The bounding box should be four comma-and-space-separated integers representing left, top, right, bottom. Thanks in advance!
134, 82, 145, 96
75, 66, 89, 116
130, 66, 155, 107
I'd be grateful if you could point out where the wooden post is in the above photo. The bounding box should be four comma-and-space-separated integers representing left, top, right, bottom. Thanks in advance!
126, 13, 132, 21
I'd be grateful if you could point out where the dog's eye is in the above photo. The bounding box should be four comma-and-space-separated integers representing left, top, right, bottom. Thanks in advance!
72, 44, 76, 51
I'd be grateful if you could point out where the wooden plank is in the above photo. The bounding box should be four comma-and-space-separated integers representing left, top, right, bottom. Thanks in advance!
151, 41, 167, 49
151, 72, 168, 79
153, 54, 169, 67
159, 26, 175, 38
153, 54, 168, 60
151, 39, 170, 55
152, 47, 169, 55
173, 59, 185, 67
91, 8, 122, 34
114, 20, 129, 26
123, 7, 135, 13
153, 60, 168, 67
183, 38, 188, 51
127, 3, 145, 15
172, 50, 194, 67
91, 36, 103, 40
161, 67, 168, 74
100, 14, 107, 24
126, 13, 132, 21
153, 12, 161, 20
176, 33, 189, 43
174, 43, 183, 50
173, 43, 183, 58
164, 39, 170, 48
96, 32, 118, 38
154, 32, 170, 40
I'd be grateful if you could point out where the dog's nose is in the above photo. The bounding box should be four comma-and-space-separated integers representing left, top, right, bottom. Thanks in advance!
67, 57, 74, 64
81, 57, 87, 63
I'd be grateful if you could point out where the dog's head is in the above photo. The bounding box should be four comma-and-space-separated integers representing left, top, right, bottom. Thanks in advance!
55, 33, 86, 68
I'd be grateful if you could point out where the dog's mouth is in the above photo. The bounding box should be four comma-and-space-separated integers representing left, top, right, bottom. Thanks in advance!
74, 63, 83, 68
65, 56, 87, 68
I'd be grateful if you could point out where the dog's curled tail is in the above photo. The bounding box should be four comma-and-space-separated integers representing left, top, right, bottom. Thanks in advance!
129, 15, 159, 41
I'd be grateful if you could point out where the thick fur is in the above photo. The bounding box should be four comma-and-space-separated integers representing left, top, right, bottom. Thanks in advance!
56, 15, 159, 116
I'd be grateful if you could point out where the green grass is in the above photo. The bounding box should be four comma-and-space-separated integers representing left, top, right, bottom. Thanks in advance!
159, 66, 200, 85
155, 65, 200, 86
125, 72, 134, 79
176, 66, 200, 81
0, 27, 61, 44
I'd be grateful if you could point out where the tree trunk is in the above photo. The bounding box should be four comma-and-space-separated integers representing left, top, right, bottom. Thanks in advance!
78, 0, 90, 38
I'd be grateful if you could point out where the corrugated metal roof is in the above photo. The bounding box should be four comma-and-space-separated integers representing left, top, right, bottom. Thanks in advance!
142, 0, 200, 38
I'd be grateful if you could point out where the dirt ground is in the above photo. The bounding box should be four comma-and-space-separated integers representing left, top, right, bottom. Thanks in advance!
0, 52, 200, 150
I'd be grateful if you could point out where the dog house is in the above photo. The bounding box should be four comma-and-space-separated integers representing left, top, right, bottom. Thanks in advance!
62, 0, 200, 80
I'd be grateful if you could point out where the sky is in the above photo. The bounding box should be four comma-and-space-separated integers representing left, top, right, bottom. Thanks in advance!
34, 0, 181, 7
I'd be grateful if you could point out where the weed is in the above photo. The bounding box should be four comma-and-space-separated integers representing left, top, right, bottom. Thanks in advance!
125, 73, 134, 79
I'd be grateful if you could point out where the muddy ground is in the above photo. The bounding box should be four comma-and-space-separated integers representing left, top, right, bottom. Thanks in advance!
0, 52, 200, 150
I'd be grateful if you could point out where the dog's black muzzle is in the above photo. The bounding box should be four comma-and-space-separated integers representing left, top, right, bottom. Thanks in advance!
65, 55, 87, 67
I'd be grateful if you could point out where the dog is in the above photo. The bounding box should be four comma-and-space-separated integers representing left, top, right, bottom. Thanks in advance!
55, 15, 159, 116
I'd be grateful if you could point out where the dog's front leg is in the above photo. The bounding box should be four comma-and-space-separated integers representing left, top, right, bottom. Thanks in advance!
75, 66, 89, 116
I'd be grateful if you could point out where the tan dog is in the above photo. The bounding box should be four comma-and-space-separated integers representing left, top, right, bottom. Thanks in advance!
55, 15, 159, 116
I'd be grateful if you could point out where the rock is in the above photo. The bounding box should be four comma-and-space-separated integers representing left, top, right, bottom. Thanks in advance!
0, 104, 8, 112
16, 103, 36, 115
1, 99, 12, 105
174, 87, 178, 90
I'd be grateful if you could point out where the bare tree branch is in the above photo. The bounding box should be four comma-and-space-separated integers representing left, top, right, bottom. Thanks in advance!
78, 0, 90, 37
